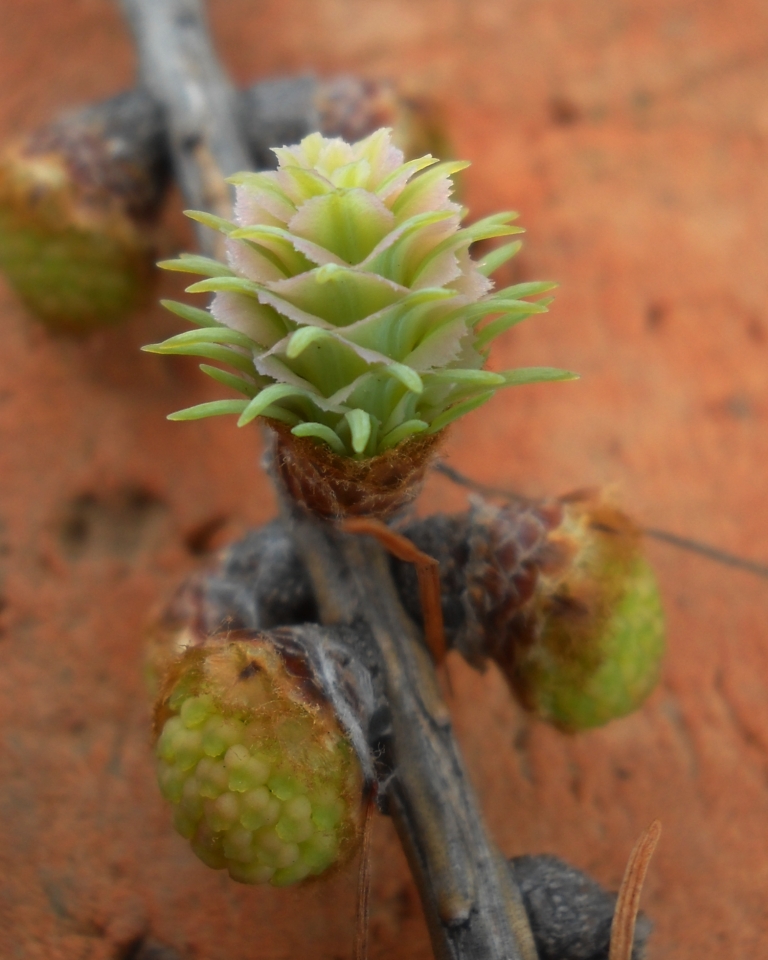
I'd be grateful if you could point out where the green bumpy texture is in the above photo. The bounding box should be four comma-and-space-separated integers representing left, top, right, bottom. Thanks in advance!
0, 208, 151, 332
156, 661, 361, 886
147, 128, 575, 457
0, 151, 154, 334
525, 556, 665, 731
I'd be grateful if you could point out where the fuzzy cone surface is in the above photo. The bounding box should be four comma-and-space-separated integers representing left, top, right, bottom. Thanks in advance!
510, 497, 666, 731
0, 136, 155, 333
154, 634, 364, 887
146, 128, 574, 458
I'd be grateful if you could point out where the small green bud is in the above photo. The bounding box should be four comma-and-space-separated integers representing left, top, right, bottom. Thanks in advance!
153, 631, 366, 886
0, 93, 168, 333
508, 495, 665, 730
0, 124, 160, 333
442, 493, 665, 730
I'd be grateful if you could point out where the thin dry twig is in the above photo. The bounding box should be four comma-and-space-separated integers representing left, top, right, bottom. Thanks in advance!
435, 462, 768, 581
609, 820, 662, 960
354, 791, 376, 960
288, 510, 538, 960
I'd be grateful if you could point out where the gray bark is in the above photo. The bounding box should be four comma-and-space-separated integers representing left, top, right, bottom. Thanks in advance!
239, 75, 319, 169
118, 0, 251, 253
286, 509, 538, 960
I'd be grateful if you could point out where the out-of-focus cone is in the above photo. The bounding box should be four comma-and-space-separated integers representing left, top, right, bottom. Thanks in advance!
0, 92, 168, 334
154, 628, 370, 886
313, 76, 453, 162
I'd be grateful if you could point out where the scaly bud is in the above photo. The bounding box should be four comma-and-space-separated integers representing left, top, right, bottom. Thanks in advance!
312, 77, 452, 166
244, 76, 452, 171
446, 492, 665, 730
151, 490, 664, 732
0, 92, 168, 333
154, 627, 373, 885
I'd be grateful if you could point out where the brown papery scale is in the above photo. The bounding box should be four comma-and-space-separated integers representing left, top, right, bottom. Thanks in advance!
269, 419, 444, 520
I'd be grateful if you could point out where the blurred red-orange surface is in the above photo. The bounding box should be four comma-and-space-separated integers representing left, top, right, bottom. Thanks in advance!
1, 1, 767, 957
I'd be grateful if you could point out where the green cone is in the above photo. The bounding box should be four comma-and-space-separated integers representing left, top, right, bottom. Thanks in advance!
513, 496, 665, 731
154, 633, 365, 886
0, 134, 156, 334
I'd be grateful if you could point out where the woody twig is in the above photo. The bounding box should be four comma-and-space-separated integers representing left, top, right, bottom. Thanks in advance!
120, 1, 538, 958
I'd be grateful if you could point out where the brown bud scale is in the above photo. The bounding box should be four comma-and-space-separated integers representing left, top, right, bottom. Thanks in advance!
269, 420, 444, 520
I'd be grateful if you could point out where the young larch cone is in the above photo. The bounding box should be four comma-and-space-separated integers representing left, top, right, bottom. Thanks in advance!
154, 630, 368, 886
146, 128, 575, 517
152, 494, 664, 732
0, 93, 167, 333
451, 493, 665, 730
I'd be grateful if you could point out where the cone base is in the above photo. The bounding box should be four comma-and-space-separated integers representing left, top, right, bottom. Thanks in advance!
267, 419, 444, 520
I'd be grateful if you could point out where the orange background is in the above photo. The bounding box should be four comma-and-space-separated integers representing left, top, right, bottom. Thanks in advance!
1, 1, 767, 957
